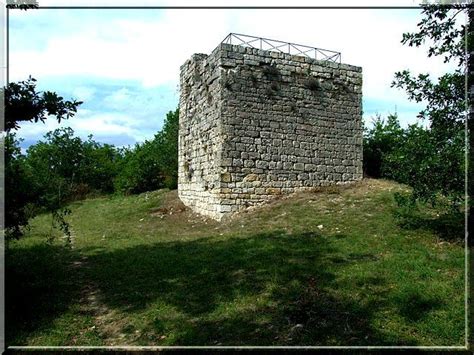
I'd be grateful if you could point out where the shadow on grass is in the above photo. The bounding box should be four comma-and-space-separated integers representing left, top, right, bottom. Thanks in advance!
395, 208, 464, 242
395, 291, 443, 322
9, 230, 440, 346
79, 231, 416, 346
5, 242, 81, 346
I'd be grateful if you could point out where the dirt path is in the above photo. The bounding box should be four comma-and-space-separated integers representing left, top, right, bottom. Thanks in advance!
69, 229, 130, 345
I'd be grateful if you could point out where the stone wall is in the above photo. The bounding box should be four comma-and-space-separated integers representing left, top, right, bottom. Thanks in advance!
178, 43, 363, 220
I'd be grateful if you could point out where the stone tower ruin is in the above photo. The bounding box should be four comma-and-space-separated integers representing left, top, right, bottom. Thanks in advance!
178, 34, 363, 220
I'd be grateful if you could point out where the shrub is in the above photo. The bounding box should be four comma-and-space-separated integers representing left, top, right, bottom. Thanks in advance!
364, 113, 464, 209
79, 138, 121, 194
6, 109, 180, 239
114, 109, 179, 193
25, 128, 120, 203
363, 113, 403, 178
113, 142, 164, 194
384, 123, 464, 207
4, 133, 36, 239
156, 109, 179, 189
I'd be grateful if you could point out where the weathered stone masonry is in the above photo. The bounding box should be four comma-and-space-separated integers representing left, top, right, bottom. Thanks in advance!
178, 42, 363, 220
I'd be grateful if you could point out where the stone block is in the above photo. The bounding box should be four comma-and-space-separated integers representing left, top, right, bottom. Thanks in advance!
221, 172, 232, 182
243, 173, 259, 182
266, 187, 281, 195
294, 163, 304, 171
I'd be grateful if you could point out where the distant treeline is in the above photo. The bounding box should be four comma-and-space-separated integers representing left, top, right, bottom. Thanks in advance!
5, 109, 179, 239
6, 109, 465, 240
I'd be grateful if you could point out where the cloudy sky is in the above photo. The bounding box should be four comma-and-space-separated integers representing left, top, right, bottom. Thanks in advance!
8, 0, 459, 150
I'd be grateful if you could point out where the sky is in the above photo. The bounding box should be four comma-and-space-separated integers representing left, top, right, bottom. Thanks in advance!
8, 0, 461, 150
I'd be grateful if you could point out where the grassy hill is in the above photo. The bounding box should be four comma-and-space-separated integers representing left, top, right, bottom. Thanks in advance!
6, 179, 465, 347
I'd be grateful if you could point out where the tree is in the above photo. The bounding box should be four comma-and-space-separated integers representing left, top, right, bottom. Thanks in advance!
363, 113, 404, 178
3, 77, 83, 240
114, 109, 179, 194
24, 128, 121, 202
114, 141, 164, 195
26, 128, 86, 209
155, 109, 179, 189
383, 122, 464, 204
4, 133, 36, 239
391, 4, 469, 207
79, 137, 121, 194
3, 76, 82, 132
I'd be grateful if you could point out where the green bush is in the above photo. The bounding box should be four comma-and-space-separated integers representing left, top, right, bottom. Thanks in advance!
79, 137, 121, 194
114, 109, 179, 193
156, 109, 179, 189
113, 142, 164, 194
363, 113, 403, 178
25, 127, 121, 204
384, 123, 464, 207
5, 128, 124, 240
26, 128, 84, 207
4, 133, 37, 239
363, 113, 464, 209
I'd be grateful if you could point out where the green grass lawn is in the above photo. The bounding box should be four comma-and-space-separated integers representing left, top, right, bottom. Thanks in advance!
6, 179, 465, 347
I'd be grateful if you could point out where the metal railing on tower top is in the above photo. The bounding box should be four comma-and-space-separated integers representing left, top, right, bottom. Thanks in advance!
221, 33, 341, 64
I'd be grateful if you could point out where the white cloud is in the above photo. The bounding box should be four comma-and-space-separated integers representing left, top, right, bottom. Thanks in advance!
10, 9, 232, 86
103, 87, 132, 109
10, 7, 456, 95
18, 109, 143, 146
10, 4, 462, 145
100, 85, 177, 124
72, 86, 96, 101
15, 80, 179, 147
72, 111, 133, 136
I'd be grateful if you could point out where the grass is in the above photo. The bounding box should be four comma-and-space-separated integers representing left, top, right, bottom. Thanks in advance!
5, 179, 465, 346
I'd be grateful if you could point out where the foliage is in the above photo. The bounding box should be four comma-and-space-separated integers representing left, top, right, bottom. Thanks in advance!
3, 77, 83, 240
25, 127, 121, 205
3, 76, 82, 132
4, 133, 36, 239
3, 74, 179, 240
155, 109, 179, 189
392, 71, 465, 131
363, 113, 464, 208
5, 127, 121, 240
113, 142, 164, 195
78, 138, 121, 195
5, 126, 85, 241
384, 123, 464, 207
26, 128, 83, 208
363, 113, 404, 178
114, 109, 179, 193
390, 4, 467, 206
4, 75, 180, 239
399, 5, 467, 66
